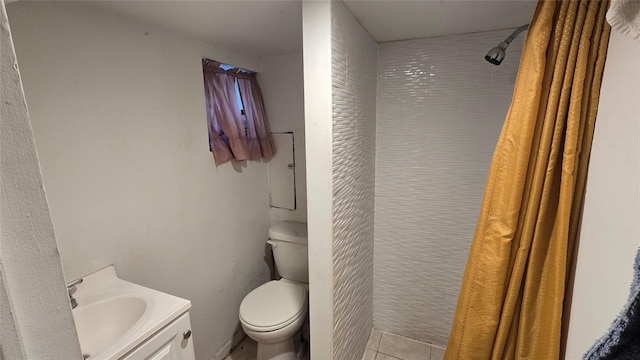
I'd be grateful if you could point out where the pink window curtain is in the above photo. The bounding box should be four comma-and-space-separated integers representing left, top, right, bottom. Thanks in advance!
202, 58, 275, 164
237, 77, 275, 159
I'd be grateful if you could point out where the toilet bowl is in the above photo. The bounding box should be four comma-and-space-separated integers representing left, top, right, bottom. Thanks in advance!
240, 280, 307, 360
239, 221, 308, 360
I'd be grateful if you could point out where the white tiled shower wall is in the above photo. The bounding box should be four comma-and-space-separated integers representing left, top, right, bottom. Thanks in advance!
374, 29, 524, 346
331, 2, 377, 359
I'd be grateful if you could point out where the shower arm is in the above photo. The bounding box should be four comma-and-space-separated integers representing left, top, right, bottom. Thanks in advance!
503, 24, 529, 47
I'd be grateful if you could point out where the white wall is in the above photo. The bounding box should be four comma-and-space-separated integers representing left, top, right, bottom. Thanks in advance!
0, 2, 81, 358
330, 2, 377, 359
564, 31, 640, 359
302, 1, 334, 358
258, 53, 307, 223
374, 29, 523, 346
7, 2, 271, 359
302, 3, 378, 358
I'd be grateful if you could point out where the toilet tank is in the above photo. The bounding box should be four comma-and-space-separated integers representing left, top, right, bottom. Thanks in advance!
268, 221, 308, 283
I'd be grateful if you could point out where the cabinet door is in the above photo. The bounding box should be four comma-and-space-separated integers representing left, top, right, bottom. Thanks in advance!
121, 313, 195, 360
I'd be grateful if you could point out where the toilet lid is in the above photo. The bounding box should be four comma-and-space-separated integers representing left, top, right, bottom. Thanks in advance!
240, 280, 307, 331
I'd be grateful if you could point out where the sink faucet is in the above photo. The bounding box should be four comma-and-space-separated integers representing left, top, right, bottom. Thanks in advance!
67, 278, 83, 309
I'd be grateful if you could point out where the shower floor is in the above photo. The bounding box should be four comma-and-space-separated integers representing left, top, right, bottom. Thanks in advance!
363, 329, 445, 360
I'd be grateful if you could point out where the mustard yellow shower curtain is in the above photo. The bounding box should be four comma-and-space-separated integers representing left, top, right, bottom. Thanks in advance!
444, 1, 610, 359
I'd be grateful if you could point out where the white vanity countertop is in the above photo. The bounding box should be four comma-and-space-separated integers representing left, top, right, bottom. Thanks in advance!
71, 266, 191, 360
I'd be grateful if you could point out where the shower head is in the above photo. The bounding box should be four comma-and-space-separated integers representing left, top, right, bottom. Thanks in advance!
485, 42, 507, 65
485, 24, 529, 66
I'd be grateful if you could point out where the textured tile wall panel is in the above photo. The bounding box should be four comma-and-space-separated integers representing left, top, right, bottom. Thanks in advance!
331, 2, 377, 360
374, 29, 524, 347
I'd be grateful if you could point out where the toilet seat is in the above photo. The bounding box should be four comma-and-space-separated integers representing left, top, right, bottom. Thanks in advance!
239, 280, 307, 332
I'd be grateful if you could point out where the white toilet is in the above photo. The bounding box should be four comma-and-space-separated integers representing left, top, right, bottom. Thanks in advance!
239, 221, 308, 360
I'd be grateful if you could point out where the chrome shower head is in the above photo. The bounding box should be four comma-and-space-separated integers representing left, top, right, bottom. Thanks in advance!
485, 24, 529, 66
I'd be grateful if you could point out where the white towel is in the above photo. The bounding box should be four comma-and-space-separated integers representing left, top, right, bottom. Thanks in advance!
607, 0, 640, 39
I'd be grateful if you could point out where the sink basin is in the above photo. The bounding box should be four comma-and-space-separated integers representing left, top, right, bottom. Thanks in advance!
70, 266, 191, 360
73, 296, 147, 357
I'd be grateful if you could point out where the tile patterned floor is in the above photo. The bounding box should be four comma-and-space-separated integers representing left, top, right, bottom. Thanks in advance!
223, 336, 310, 360
363, 329, 446, 360
223, 330, 444, 360
223, 337, 257, 360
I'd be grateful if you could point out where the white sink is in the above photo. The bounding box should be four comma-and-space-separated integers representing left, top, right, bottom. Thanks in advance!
70, 266, 190, 360
73, 296, 146, 356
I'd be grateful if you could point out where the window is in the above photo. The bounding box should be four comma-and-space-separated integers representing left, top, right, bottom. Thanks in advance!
202, 58, 275, 164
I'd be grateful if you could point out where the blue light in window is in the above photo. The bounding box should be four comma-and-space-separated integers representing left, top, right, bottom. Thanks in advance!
234, 79, 244, 113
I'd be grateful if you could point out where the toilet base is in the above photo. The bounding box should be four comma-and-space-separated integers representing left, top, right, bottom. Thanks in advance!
256, 339, 297, 360
242, 308, 307, 360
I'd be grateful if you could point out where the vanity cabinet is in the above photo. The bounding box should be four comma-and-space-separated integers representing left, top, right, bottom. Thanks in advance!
121, 312, 195, 360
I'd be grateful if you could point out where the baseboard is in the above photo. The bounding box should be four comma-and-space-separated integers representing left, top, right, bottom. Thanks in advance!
211, 326, 247, 360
